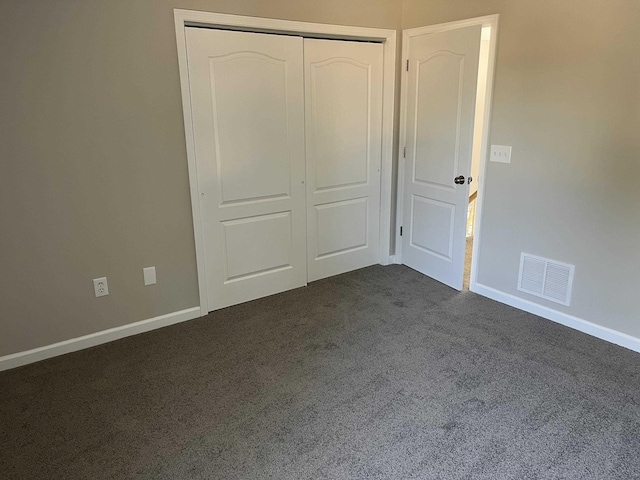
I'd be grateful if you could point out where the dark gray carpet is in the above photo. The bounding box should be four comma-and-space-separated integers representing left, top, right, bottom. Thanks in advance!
2, 265, 640, 479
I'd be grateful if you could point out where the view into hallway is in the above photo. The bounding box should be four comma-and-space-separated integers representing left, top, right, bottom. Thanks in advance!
463, 193, 476, 290
463, 25, 490, 292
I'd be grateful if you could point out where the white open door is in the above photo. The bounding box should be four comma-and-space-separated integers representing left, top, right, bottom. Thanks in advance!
304, 39, 383, 282
401, 25, 481, 290
186, 28, 307, 310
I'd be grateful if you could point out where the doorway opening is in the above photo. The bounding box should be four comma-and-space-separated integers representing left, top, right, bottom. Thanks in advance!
395, 15, 498, 292
464, 25, 492, 291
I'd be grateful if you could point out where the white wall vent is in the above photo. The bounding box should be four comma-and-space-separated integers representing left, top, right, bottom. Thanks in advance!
518, 253, 575, 306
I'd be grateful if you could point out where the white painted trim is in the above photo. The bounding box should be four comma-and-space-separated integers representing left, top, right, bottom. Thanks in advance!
474, 283, 640, 354
174, 9, 395, 41
173, 9, 396, 303
402, 15, 500, 37
174, 16, 209, 316
394, 15, 500, 295
0, 307, 201, 372
469, 15, 500, 294
394, 28, 410, 266
378, 31, 397, 267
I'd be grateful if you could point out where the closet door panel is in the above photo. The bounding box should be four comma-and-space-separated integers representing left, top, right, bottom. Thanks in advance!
186, 28, 306, 310
304, 39, 384, 281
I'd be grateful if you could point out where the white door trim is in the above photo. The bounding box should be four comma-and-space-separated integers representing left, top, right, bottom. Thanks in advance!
394, 14, 499, 294
174, 9, 397, 315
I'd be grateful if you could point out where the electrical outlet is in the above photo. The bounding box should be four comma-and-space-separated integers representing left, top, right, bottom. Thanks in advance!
143, 266, 156, 286
490, 144, 512, 163
93, 277, 109, 297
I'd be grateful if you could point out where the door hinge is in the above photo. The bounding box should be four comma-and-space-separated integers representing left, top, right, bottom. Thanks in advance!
406, 59, 409, 71
403, 146, 406, 158
400, 226, 403, 236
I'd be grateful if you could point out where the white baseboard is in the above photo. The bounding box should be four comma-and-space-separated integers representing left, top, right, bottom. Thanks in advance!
474, 283, 640, 354
5, 282, 637, 372
0, 306, 202, 372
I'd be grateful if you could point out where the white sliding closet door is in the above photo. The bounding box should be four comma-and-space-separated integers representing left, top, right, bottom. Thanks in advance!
186, 28, 307, 310
304, 39, 384, 282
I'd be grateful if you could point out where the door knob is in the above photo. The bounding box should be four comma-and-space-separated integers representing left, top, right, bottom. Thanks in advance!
454, 175, 465, 185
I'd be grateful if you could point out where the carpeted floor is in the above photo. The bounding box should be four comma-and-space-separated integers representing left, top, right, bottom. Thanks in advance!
2, 265, 640, 479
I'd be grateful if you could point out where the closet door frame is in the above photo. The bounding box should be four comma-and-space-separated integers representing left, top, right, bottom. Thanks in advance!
174, 9, 397, 315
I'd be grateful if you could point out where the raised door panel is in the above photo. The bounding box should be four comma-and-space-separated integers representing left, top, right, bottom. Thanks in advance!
311, 60, 369, 190
186, 28, 306, 310
304, 38, 383, 282
414, 53, 464, 190
211, 54, 291, 204
410, 195, 454, 260
314, 198, 368, 258
222, 212, 293, 282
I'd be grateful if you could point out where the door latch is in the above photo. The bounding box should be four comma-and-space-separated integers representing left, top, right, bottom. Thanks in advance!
454, 175, 473, 185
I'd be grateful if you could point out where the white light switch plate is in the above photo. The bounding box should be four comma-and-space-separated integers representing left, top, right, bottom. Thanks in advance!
143, 266, 157, 286
490, 144, 512, 163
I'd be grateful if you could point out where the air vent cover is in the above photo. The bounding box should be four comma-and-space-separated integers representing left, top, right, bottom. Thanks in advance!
518, 253, 574, 306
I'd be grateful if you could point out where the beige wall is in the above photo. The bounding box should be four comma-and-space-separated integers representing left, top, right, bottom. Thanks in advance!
403, 0, 640, 337
0, 0, 401, 357
3, 0, 639, 358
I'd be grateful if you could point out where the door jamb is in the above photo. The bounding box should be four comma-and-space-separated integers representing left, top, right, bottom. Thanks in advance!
393, 14, 499, 294
174, 9, 397, 315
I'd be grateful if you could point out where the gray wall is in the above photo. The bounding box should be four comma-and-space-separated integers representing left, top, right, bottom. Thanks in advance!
0, 0, 401, 356
403, 0, 640, 337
